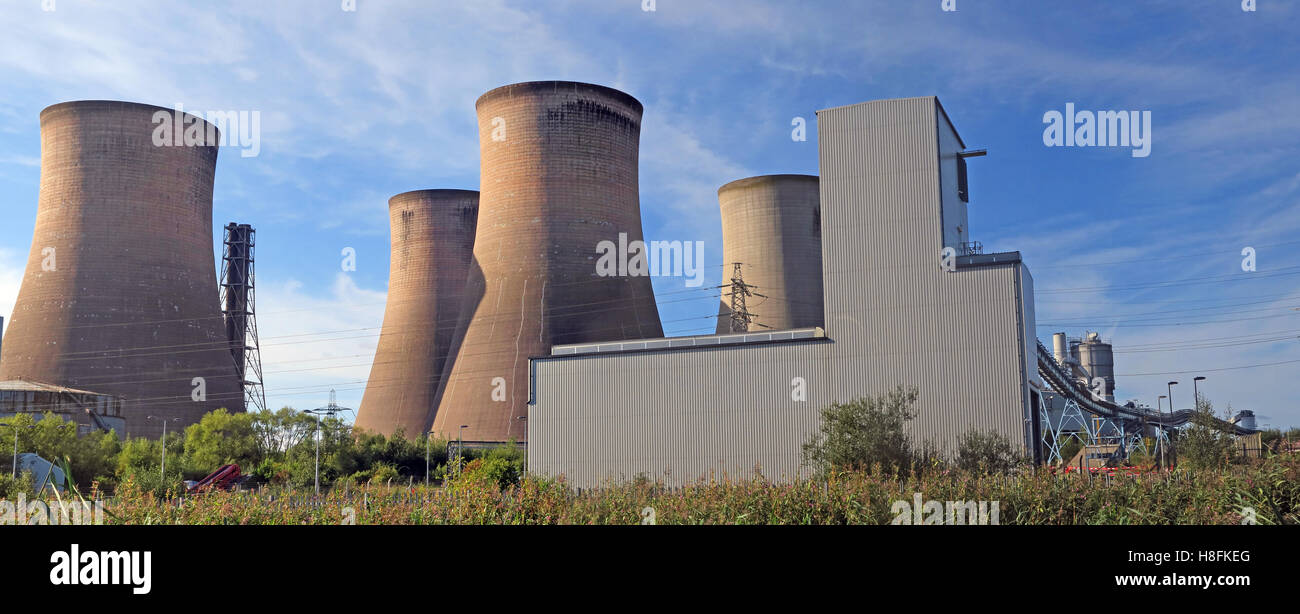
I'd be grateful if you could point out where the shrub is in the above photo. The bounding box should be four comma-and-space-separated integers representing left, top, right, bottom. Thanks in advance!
956, 429, 1024, 474
368, 462, 400, 486
801, 385, 919, 477
1177, 398, 1235, 469
0, 471, 38, 500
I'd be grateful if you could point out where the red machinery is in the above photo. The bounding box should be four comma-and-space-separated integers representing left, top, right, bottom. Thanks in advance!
187, 464, 242, 493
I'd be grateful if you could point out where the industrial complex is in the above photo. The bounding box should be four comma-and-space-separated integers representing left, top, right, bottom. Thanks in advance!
0, 84, 1260, 486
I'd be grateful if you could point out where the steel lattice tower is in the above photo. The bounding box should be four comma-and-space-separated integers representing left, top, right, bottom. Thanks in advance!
724, 262, 764, 333
220, 223, 267, 412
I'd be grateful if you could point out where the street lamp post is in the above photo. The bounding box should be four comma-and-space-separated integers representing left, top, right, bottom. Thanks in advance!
516, 416, 528, 474
302, 409, 325, 495
1166, 381, 1179, 468
457, 425, 468, 475
1156, 395, 1168, 465
146, 416, 180, 485
4, 424, 36, 479
425, 431, 433, 486
1193, 376, 1207, 411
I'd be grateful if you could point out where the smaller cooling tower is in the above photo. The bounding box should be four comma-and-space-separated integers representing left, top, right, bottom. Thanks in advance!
356, 190, 479, 438
432, 81, 663, 443
715, 175, 822, 333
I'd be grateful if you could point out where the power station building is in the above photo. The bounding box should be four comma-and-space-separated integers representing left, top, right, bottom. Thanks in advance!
356, 190, 479, 437
0, 379, 126, 437
528, 97, 1040, 488
0, 101, 244, 439
715, 174, 823, 334
432, 81, 664, 443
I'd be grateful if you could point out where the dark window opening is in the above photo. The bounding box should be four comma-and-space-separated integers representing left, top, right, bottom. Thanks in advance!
957, 155, 970, 203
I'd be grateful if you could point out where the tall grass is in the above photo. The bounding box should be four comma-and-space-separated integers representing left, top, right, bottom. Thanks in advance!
32, 456, 1300, 525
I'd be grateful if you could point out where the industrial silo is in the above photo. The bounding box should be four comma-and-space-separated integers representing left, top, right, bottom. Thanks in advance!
714, 174, 823, 333
1077, 331, 1115, 401
355, 190, 479, 438
0, 101, 243, 438
432, 81, 664, 443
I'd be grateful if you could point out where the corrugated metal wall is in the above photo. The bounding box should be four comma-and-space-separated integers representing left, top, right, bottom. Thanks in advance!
530, 97, 1036, 488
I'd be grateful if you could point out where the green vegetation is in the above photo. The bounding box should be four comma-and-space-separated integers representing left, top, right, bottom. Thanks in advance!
1175, 397, 1238, 470
801, 386, 922, 477
0, 407, 524, 498
956, 429, 1024, 474
4, 400, 1297, 525
84, 455, 1300, 525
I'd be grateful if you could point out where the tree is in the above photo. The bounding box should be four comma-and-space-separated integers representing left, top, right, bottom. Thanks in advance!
956, 429, 1024, 474
801, 386, 919, 477
251, 407, 315, 460
1, 413, 119, 490
181, 408, 260, 477
1176, 395, 1235, 469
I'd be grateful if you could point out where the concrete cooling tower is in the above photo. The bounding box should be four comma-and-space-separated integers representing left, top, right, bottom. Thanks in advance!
355, 190, 479, 438
715, 174, 823, 333
0, 101, 243, 439
433, 81, 664, 443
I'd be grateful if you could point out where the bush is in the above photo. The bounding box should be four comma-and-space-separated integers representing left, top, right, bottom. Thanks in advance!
0, 471, 38, 500
1177, 398, 1235, 469
367, 462, 400, 486
956, 429, 1024, 474
801, 386, 920, 477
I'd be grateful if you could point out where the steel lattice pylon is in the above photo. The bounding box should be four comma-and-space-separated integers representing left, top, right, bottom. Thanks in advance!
220, 223, 267, 413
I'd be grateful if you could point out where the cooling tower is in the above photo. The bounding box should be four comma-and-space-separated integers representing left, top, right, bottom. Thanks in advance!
0, 100, 243, 439
355, 190, 479, 438
432, 81, 663, 442
715, 175, 823, 333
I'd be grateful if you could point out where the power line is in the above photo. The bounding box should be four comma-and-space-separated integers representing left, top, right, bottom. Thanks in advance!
1117, 358, 1300, 377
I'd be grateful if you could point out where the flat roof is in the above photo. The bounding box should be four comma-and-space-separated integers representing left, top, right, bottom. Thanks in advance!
0, 379, 115, 397
546, 326, 827, 358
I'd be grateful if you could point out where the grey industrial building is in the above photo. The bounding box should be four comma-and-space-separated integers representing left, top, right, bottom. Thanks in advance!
527, 97, 1040, 488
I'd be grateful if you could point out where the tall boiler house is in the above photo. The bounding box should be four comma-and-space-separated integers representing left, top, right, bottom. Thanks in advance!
433, 81, 664, 443
0, 101, 243, 438
356, 190, 479, 438
715, 174, 823, 333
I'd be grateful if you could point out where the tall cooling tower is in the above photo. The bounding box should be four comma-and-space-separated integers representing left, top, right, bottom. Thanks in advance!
355, 190, 479, 438
715, 174, 823, 333
433, 81, 663, 442
0, 101, 243, 439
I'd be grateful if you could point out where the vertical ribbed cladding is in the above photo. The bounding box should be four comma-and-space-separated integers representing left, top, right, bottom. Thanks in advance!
0, 100, 243, 439
355, 190, 479, 438
432, 81, 664, 443
715, 174, 823, 333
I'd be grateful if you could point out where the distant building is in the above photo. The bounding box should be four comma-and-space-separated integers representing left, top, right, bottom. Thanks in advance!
0, 379, 126, 438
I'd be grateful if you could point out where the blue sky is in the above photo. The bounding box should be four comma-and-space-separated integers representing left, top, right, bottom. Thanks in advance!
1, 0, 1296, 427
